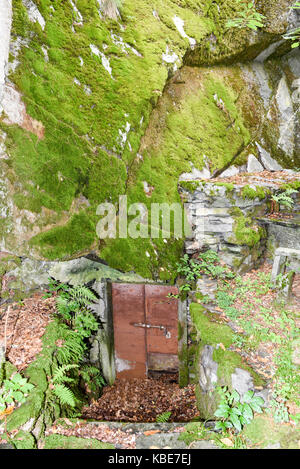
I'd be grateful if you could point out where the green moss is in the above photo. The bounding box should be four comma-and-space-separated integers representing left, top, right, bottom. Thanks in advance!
243, 415, 299, 449
44, 434, 114, 449
6, 388, 45, 432
30, 212, 96, 260
190, 303, 234, 348
178, 422, 211, 445
234, 216, 264, 247
0, 361, 18, 386
185, 0, 287, 66
12, 430, 37, 450
102, 67, 251, 276
241, 185, 268, 201
179, 181, 202, 193
213, 348, 264, 387
3, 0, 295, 278
190, 303, 265, 387
229, 207, 266, 247
215, 182, 235, 193
3, 0, 217, 273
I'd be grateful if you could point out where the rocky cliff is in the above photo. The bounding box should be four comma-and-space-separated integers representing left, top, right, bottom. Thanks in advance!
0, 0, 299, 279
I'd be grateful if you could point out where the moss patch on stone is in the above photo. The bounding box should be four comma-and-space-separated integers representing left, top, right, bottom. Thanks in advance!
1, 0, 216, 272
229, 207, 266, 247
243, 415, 299, 449
44, 434, 114, 449
241, 185, 268, 201
12, 430, 37, 449
190, 303, 264, 386
190, 303, 234, 348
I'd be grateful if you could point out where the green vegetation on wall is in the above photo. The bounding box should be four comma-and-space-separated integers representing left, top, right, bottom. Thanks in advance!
0, 0, 297, 279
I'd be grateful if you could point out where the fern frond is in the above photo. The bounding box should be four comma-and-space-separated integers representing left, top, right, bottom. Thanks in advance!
55, 296, 72, 320
71, 286, 97, 304
156, 411, 171, 423
56, 328, 86, 365
80, 365, 106, 388
53, 384, 76, 407
52, 364, 78, 384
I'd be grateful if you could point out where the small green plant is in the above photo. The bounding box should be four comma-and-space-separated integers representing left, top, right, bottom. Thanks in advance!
267, 399, 290, 424
80, 364, 106, 396
216, 291, 241, 320
283, 2, 300, 48
55, 284, 99, 337
214, 387, 264, 433
175, 251, 235, 296
55, 325, 86, 365
232, 333, 246, 349
273, 344, 299, 405
226, 0, 266, 30
43, 281, 105, 414
290, 413, 300, 424
50, 364, 79, 408
0, 373, 34, 413
178, 422, 208, 445
271, 188, 298, 213
0, 372, 34, 432
156, 411, 172, 423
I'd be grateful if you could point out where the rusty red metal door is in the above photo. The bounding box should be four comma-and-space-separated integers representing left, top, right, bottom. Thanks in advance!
112, 283, 178, 379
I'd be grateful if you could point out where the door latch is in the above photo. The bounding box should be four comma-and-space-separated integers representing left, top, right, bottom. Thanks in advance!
133, 322, 165, 331
133, 323, 171, 339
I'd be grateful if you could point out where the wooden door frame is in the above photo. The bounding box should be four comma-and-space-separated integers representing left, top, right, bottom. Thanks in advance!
107, 281, 188, 386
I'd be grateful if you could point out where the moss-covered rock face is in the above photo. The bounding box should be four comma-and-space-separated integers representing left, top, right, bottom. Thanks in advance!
185, 0, 295, 66
0, 0, 299, 278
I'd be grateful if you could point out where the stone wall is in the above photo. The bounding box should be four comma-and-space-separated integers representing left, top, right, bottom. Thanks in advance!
89, 280, 115, 385
180, 172, 300, 273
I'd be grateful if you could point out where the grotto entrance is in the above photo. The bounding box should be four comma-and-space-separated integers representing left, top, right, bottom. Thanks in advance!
111, 283, 179, 380
83, 283, 197, 423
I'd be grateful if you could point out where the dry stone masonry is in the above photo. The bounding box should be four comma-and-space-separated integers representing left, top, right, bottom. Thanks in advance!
180, 171, 300, 273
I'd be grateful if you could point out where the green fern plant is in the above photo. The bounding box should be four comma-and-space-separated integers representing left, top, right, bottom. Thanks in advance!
52, 384, 76, 408
50, 364, 79, 408
80, 365, 106, 390
226, 0, 266, 30
283, 2, 300, 48
44, 281, 106, 414
156, 411, 172, 423
53, 282, 99, 341
55, 326, 86, 365
271, 188, 298, 213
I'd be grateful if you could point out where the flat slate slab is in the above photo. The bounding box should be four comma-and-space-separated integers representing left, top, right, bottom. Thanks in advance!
135, 432, 218, 450
0, 443, 15, 449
